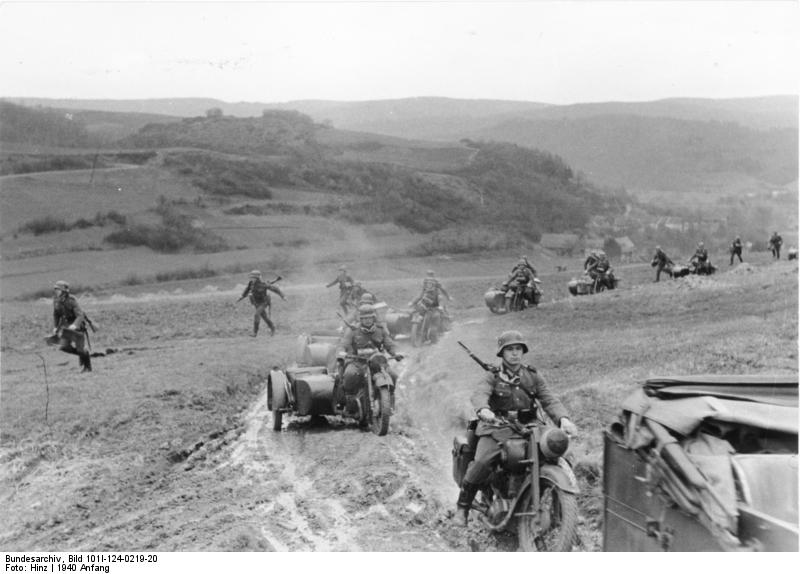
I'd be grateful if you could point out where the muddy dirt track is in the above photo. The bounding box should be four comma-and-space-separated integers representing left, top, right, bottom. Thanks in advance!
2, 257, 797, 552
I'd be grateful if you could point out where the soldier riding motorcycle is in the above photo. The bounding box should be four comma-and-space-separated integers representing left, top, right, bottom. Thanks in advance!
334, 304, 404, 435
452, 333, 579, 551
408, 270, 451, 347
688, 242, 716, 275
488, 258, 542, 313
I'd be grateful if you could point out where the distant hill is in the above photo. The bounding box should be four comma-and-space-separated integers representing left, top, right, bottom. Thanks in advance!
8, 94, 795, 131
468, 114, 798, 190
6, 95, 795, 193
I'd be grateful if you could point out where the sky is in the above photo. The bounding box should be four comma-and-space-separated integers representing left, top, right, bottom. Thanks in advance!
0, 0, 797, 105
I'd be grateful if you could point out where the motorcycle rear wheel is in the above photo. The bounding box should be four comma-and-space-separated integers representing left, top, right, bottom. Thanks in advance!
517, 483, 578, 552
371, 387, 392, 436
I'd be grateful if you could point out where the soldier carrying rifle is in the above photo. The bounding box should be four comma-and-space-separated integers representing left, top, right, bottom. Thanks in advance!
50, 280, 95, 373
237, 270, 285, 337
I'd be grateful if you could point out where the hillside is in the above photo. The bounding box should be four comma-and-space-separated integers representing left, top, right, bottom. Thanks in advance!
6, 95, 795, 196
469, 114, 798, 191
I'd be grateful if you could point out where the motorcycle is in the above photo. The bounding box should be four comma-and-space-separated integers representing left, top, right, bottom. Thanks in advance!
568, 267, 618, 296
484, 278, 542, 314
452, 416, 579, 551
409, 302, 442, 347
688, 257, 717, 276
333, 348, 399, 436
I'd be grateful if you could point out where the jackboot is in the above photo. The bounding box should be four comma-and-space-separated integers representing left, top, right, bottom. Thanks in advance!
455, 481, 479, 527
80, 354, 92, 373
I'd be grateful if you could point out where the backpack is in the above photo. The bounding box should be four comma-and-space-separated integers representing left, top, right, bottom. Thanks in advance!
251, 280, 269, 302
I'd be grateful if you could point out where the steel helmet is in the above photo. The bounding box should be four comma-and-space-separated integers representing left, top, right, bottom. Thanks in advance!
426, 269, 435, 277
53, 280, 70, 292
698, 242, 704, 248
248, 269, 262, 279
655, 245, 662, 252
496, 330, 529, 357
359, 293, 375, 304
339, 265, 347, 271
358, 304, 376, 319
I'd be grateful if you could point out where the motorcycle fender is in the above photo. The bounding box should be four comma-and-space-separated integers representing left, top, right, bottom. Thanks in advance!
373, 371, 394, 389
540, 460, 580, 494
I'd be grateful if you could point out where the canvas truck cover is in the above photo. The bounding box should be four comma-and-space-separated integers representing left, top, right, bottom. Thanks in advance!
621, 375, 798, 436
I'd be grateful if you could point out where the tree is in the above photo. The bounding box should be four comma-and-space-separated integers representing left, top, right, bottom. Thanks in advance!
206, 107, 223, 118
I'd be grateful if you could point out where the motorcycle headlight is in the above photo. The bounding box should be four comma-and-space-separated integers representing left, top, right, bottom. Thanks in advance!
539, 427, 569, 460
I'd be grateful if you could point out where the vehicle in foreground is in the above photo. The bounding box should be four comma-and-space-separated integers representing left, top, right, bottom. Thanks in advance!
452, 415, 579, 551
603, 374, 798, 551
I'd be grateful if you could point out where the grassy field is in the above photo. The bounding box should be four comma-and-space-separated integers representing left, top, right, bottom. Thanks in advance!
0, 246, 795, 550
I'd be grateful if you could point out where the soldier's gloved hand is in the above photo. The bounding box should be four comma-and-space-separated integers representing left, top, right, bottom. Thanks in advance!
67, 323, 77, 331
477, 408, 496, 423
52, 327, 59, 335
560, 418, 578, 437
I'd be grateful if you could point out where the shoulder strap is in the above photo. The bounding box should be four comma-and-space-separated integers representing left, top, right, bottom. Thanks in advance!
524, 364, 538, 374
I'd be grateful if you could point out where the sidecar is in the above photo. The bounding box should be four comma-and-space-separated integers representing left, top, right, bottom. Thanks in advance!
603, 375, 798, 551
269, 330, 340, 430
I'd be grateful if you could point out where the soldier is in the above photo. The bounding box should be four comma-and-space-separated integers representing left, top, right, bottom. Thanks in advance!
454, 331, 577, 526
584, 249, 610, 280
503, 258, 536, 311
237, 270, 285, 337
51, 280, 93, 373
409, 270, 451, 311
689, 241, 710, 273
769, 231, 783, 259
345, 292, 378, 325
651, 246, 673, 282
730, 236, 743, 265
347, 281, 372, 307
335, 304, 403, 412
326, 265, 355, 315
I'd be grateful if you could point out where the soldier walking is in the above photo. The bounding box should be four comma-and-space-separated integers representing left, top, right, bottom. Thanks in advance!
51, 280, 94, 372
326, 265, 354, 315
651, 246, 673, 282
769, 231, 783, 259
238, 270, 285, 337
730, 236, 743, 265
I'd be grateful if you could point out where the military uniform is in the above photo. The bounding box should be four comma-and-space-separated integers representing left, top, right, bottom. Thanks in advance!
769, 233, 783, 259
327, 270, 355, 314
730, 237, 743, 265
503, 263, 535, 309
408, 273, 451, 331
337, 322, 398, 396
690, 245, 710, 273
53, 288, 92, 372
454, 330, 575, 526
584, 251, 609, 280
463, 364, 569, 486
652, 248, 673, 282
240, 278, 285, 336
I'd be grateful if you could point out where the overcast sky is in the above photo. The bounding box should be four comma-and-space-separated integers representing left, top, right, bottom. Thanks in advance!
1, 0, 797, 104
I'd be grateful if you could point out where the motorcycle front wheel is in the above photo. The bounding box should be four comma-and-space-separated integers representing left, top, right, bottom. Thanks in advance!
371, 387, 392, 436
410, 322, 422, 347
517, 483, 578, 552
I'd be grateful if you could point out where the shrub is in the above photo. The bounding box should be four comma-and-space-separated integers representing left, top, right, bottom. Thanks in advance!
154, 265, 218, 282
104, 203, 227, 253
18, 216, 69, 235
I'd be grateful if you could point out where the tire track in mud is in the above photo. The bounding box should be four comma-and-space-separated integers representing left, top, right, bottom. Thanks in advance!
217, 348, 461, 551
